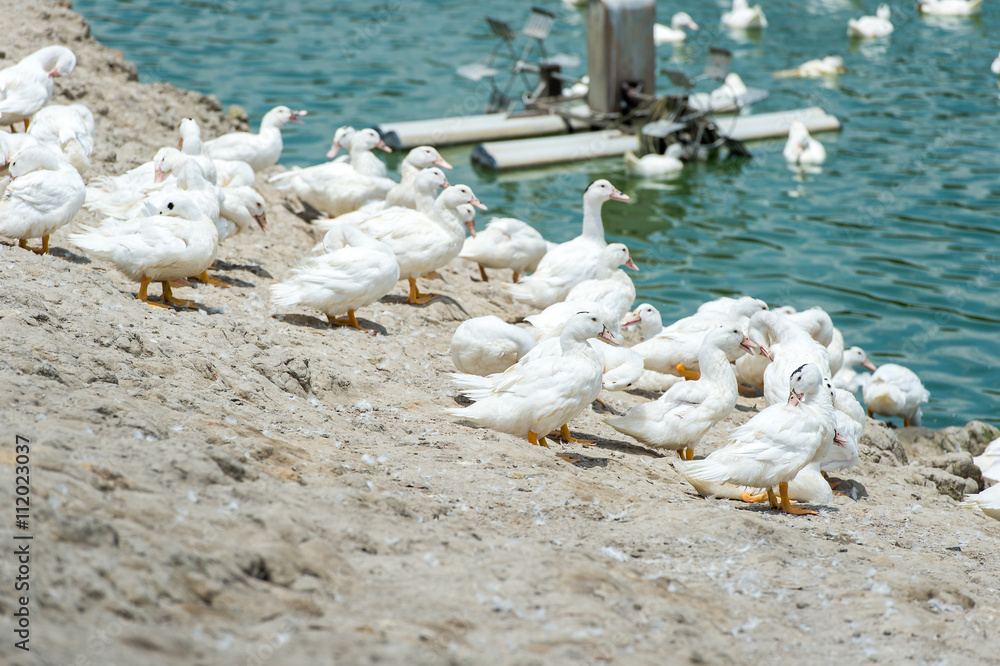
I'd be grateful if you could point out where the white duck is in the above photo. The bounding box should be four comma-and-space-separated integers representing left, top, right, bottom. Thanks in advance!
621, 302, 662, 340
523, 243, 639, 340
269, 128, 394, 217
358, 185, 485, 304
624, 143, 684, 177
384, 146, 452, 208
973, 438, 1000, 484
448, 312, 618, 450
918, 0, 982, 15
607, 325, 757, 459
862, 363, 929, 426
270, 223, 398, 333
992, 53, 1000, 76
177, 118, 219, 185
783, 121, 827, 165
709, 73, 750, 110
961, 484, 1000, 521
319, 165, 449, 231
325, 125, 355, 160
722, 0, 768, 29
676, 363, 837, 515
848, 5, 894, 38
0, 132, 39, 194
0, 144, 85, 255
774, 56, 848, 79
757, 310, 832, 406
0, 46, 76, 130
450, 316, 538, 376
25, 103, 94, 174
654, 12, 700, 44
503, 179, 629, 309
203, 105, 306, 171
459, 216, 548, 283
832, 346, 877, 392
821, 383, 866, 475
83, 148, 189, 219
519, 324, 644, 400
620, 303, 687, 392
69, 195, 218, 309
218, 186, 268, 242
632, 296, 768, 379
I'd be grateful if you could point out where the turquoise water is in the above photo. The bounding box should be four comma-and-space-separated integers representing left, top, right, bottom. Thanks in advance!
74, 0, 1000, 428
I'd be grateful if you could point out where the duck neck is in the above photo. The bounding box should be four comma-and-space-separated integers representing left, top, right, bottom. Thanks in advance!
580, 196, 606, 239
698, 347, 735, 385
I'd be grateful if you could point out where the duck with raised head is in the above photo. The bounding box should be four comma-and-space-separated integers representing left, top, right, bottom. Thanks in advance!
269, 128, 396, 217
503, 179, 629, 309
357, 185, 486, 305
523, 243, 639, 340
203, 105, 306, 171
832, 346, 877, 392
654, 12, 699, 43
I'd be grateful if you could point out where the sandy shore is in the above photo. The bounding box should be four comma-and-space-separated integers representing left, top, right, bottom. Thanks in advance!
2, 2, 999, 664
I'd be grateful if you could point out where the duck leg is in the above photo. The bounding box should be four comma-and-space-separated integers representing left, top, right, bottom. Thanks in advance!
903, 417, 911, 427
136, 276, 171, 309
676, 363, 701, 381
406, 277, 440, 305
740, 489, 769, 503
160, 281, 197, 309
512, 271, 520, 283
478, 264, 489, 282
192, 270, 231, 288
326, 310, 376, 334
553, 424, 595, 446
778, 481, 818, 515
18, 236, 49, 255
528, 431, 550, 448
867, 409, 874, 418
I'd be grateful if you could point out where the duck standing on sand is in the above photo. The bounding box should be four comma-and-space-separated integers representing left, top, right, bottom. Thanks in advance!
606, 325, 757, 460
0, 144, 85, 255
0, 45, 76, 131
676, 363, 838, 515
448, 312, 618, 453
270, 223, 399, 333
69, 196, 219, 309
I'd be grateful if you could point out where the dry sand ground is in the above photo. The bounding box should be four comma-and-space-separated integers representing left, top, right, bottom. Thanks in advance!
2, 2, 1000, 664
